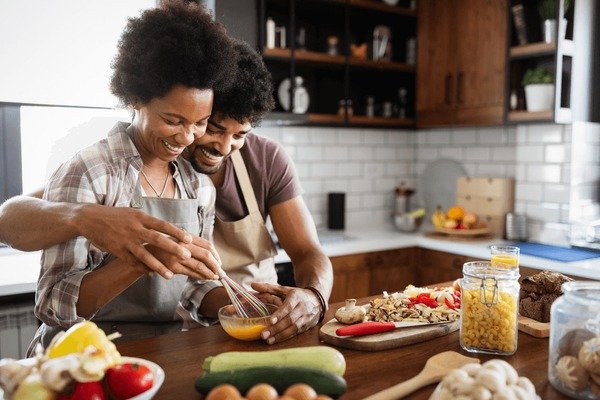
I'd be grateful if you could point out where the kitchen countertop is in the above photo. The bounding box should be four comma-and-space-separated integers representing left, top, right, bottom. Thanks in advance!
2, 226, 599, 296
115, 294, 568, 400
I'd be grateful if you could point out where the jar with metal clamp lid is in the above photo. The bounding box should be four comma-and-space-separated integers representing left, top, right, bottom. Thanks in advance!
548, 281, 600, 399
460, 261, 520, 355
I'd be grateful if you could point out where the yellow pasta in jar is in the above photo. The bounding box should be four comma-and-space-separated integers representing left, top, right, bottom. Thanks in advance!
460, 289, 517, 354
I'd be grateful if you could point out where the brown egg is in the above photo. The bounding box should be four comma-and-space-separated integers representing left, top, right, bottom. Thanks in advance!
246, 383, 279, 400
283, 384, 317, 400
206, 384, 242, 400
277, 396, 297, 400
314, 396, 333, 400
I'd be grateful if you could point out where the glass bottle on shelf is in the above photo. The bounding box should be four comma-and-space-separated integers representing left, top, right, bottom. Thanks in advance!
292, 76, 309, 114
366, 96, 375, 118
396, 88, 407, 118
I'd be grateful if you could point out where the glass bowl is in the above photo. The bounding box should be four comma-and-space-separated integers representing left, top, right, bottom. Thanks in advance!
218, 303, 278, 341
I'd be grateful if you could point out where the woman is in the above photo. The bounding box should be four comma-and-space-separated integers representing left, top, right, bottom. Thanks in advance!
29, 0, 235, 352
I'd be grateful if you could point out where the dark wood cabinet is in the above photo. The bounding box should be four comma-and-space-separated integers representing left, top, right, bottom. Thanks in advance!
415, 248, 479, 286
416, 0, 508, 127
330, 248, 417, 303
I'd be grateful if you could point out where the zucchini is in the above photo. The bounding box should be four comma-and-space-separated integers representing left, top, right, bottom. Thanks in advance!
194, 366, 347, 398
202, 346, 346, 376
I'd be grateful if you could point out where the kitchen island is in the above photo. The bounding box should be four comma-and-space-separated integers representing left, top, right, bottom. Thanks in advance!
116, 298, 568, 400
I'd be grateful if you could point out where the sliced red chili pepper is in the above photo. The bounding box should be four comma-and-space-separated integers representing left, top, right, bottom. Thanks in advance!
444, 297, 456, 310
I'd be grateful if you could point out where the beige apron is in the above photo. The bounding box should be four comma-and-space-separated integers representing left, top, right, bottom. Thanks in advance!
213, 151, 278, 289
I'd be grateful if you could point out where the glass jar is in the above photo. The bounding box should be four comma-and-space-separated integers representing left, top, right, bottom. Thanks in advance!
549, 282, 600, 400
460, 261, 520, 355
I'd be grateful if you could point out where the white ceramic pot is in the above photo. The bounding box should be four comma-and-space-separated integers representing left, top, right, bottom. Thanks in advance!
524, 83, 554, 112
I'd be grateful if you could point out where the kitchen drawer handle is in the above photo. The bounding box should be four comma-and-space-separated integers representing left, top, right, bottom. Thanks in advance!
457, 71, 464, 104
445, 74, 453, 105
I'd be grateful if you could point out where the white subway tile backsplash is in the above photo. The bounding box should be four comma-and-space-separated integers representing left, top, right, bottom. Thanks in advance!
374, 177, 397, 192
256, 126, 281, 141
478, 128, 506, 144
491, 146, 516, 162
349, 178, 374, 193
464, 147, 491, 161
281, 127, 309, 144
527, 165, 562, 183
387, 131, 413, 145
386, 161, 411, 176
427, 130, 452, 144
516, 165, 527, 181
515, 125, 528, 144
338, 130, 363, 144
346, 193, 362, 210
395, 147, 414, 161
476, 164, 506, 176
439, 147, 463, 160
374, 147, 396, 161
527, 124, 563, 143
526, 202, 561, 223
416, 147, 438, 161
326, 146, 350, 161
295, 163, 311, 179
363, 193, 387, 208
310, 163, 337, 177
545, 144, 566, 163
363, 163, 386, 176
543, 184, 570, 203
349, 146, 375, 161
322, 179, 350, 192
308, 128, 337, 144
363, 129, 387, 144
300, 179, 323, 195
516, 183, 544, 202
516, 145, 545, 163
451, 130, 477, 145
335, 163, 362, 177
296, 145, 324, 161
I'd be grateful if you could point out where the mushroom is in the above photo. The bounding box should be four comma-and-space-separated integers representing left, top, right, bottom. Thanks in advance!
0, 359, 34, 398
334, 299, 366, 324
39, 354, 79, 391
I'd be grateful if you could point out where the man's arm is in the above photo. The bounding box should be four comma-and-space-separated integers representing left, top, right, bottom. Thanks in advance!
0, 192, 202, 278
252, 196, 333, 344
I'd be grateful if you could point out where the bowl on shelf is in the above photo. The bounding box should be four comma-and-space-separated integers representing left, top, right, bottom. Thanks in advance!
218, 303, 278, 341
394, 213, 424, 232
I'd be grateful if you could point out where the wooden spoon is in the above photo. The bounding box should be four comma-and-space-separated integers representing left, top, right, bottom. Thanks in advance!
363, 351, 480, 400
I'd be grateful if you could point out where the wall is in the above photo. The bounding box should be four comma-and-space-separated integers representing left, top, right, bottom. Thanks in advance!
259, 123, 576, 244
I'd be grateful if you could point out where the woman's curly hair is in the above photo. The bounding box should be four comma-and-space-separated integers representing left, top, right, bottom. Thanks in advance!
110, 0, 235, 106
212, 40, 275, 126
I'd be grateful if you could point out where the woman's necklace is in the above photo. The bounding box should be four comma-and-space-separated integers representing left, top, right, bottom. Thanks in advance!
140, 168, 170, 198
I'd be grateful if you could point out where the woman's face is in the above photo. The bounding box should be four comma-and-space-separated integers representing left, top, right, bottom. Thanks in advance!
185, 115, 252, 175
133, 85, 213, 163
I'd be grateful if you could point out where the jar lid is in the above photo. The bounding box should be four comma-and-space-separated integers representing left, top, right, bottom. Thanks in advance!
463, 261, 520, 280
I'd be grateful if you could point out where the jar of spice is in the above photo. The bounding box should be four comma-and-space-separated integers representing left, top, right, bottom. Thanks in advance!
549, 281, 600, 399
460, 261, 520, 355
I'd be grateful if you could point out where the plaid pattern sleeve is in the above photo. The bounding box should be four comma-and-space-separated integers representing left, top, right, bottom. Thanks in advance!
177, 278, 223, 328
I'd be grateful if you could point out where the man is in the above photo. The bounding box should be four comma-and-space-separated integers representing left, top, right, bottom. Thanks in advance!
0, 41, 332, 344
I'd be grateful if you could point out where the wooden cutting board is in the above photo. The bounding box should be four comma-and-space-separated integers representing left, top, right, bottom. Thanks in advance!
518, 315, 550, 338
319, 319, 460, 351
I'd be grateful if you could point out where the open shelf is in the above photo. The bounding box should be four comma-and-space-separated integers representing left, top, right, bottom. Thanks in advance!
507, 110, 553, 122
349, 58, 415, 72
263, 48, 346, 66
349, 0, 416, 16
307, 113, 345, 124
510, 42, 556, 59
348, 116, 415, 126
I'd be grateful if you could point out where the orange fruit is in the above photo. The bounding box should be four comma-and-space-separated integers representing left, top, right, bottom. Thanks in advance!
446, 205, 465, 221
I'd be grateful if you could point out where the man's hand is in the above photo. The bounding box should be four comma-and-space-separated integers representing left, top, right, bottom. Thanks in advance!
251, 282, 321, 344
74, 204, 196, 279
145, 236, 221, 280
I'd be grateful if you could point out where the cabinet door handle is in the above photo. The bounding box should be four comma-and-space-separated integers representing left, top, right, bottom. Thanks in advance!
457, 71, 464, 104
445, 74, 453, 105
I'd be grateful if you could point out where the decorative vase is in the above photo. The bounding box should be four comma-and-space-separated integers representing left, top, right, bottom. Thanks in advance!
543, 19, 557, 43
524, 83, 554, 112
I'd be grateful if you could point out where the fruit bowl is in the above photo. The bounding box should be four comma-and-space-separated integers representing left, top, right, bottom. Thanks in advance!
394, 214, 424, 232
218, 304, 278, 341
434, 225, 490, 237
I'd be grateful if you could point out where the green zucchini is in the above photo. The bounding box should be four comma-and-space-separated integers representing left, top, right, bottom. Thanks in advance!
194, 366, 347, 398
202, 346, 346, 376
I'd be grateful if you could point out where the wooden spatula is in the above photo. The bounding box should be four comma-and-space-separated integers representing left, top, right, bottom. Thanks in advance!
363, 351, 480, 400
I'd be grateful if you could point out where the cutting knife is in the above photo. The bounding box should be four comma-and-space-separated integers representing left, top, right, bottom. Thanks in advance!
335, 320, 450, 337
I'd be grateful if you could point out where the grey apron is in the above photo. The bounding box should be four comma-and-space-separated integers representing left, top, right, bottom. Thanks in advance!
213, 150, 278, 289
92, 166, 206, 341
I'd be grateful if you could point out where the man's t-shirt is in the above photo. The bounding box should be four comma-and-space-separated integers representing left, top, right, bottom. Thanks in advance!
214, 132, 303, 222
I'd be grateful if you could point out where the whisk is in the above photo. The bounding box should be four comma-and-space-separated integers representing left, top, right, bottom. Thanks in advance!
218, 270, 270, 318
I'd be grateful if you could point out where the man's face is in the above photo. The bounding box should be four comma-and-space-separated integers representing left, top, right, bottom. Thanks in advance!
186, 116, 251, 175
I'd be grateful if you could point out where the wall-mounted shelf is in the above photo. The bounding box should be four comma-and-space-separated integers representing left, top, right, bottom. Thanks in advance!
307, 113, 345, 124
349, 0, 417, 16
510, 42, 556, 59
263, 48, 346, 66
349, 58, 415, 72
348, 116, 415, 126
507, 110, 553, 122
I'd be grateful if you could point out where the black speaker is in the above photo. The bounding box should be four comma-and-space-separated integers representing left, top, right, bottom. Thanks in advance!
327, 192, 345, 230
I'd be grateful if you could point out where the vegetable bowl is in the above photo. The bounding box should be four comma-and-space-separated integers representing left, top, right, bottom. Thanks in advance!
119, 357, 164, 400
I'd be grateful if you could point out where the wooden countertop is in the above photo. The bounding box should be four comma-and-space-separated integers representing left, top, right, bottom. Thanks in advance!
115, 299, 568, 399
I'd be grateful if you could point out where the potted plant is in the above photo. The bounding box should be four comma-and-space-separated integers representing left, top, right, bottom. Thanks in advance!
539, 0, 571, 43
522, 67, 555, 112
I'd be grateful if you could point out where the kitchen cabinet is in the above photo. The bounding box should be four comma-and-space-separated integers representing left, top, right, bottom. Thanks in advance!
330, 248, 417, 303
416, 0, 508, 127
506, 0, 600, 124
258, 0, 417, 128
415, 248, 479, 286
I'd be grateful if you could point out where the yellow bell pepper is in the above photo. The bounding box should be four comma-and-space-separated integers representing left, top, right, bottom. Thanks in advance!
47, 321, 121, 365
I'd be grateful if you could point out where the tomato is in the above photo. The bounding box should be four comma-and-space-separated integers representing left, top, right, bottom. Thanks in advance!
57, 381, 107, 400
106, 362, 154, 400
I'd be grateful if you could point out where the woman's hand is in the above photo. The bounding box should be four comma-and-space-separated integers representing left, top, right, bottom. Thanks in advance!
145, 236, 221, 280
251, 282, 321, 344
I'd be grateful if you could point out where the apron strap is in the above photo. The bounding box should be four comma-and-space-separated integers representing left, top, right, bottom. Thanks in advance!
231, 150, 260, 215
